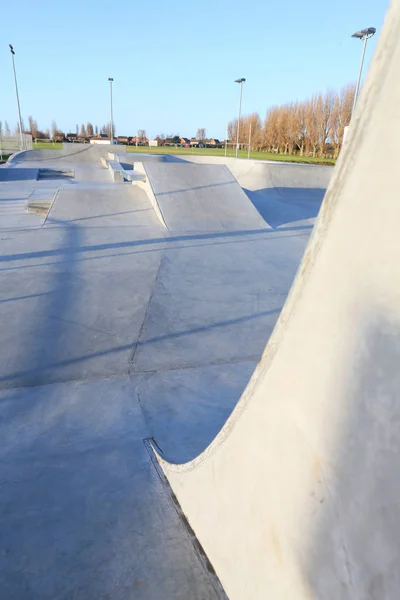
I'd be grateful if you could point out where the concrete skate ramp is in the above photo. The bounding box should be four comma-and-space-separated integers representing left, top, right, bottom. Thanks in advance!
160, 5, 400, 600
143, 162, 267, 232
181, 155, 332, 228
233, 161, 331, 227
116, 153, 188, 166
8, 144, 126, 164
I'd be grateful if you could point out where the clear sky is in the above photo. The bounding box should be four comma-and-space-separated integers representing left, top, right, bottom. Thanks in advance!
1, 0, 389, 140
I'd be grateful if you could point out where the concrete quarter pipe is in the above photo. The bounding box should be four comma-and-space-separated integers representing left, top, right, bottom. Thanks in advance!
0, 140, 328, 595
159, 3, 400, 599
0, 4, 396, 597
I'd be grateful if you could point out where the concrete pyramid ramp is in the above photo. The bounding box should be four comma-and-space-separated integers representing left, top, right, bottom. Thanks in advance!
159, 4, 400, 600
142, 162, 268, 232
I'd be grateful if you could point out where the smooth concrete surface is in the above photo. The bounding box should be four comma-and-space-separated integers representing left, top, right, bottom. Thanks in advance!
0, 378, 222, 600
132, 161, 168, 227
1, 112, 330, 595
142, 162, 268, 232
181, 155, 332, 229
161, 5, 400, 600
0, 179, 62, 230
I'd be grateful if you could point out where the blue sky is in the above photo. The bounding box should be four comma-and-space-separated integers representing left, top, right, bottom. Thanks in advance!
1, 0, 389, 140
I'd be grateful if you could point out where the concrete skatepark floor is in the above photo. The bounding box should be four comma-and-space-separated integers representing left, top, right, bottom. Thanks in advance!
0, 144, 331, 598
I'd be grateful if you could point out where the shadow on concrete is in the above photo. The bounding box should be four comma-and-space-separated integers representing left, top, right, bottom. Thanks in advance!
137, 360, 257, 464
0, 226, 312, 266
137, 308, 280, 348
0, 310, 277, 388
0, 168, 39, 181
3, 220, 82, 389
0, 229, 312, 276
120, 154, 188, 166
244, 187, 326, 228
163, 154, 188, 163
67, 209, 151, 223
0, 291, 55, 304
0, 378, 222, 599
156, 180, 237, 196
304, 313, 400, 597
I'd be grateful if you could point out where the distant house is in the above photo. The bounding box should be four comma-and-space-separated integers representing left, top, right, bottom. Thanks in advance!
90, 133, 113, 145
130, 136, 149, 146
180, 137, 190, 147
207, 138, 223, 147
66, 133, 78, 142
116, 136, 130, 145
190, 138, 199, 147
149, 139, 159, 147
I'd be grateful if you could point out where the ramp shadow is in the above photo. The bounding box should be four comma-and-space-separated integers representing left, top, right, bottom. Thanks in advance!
244, 187, 326, 228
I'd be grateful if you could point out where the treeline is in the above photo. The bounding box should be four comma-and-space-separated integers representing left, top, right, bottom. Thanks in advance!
228, 84, 355, 159
0, 118, 113, 140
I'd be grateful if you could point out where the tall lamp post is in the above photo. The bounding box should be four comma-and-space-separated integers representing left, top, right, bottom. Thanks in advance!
9, 44, 24, 150
234, 78, 245, 158
351, 27, 376, 119
108, 77, 114, 144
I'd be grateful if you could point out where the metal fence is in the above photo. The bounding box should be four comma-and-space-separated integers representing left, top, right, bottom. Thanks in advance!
0, 134, 33, 157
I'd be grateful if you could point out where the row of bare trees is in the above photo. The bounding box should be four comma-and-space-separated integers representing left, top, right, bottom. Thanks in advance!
228, 84, 355, 158
0, 118, 116, 140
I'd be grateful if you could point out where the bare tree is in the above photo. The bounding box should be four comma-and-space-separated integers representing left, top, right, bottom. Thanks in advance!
86, 122, 94, 137
45, 128, 50, 139
80, 124, 87, 137
231, 82, 355, 159
103, 122, 115, 137
196, 128, 206, 142
137, 129, 146, 143
330, 84, 355, 158
305, 95, 325, 157
95, 125, 99, 135
238, 113, 262, 150
51, 120, 58, 139
227, 120, 236, 142
75, 124, 79, 135
28, 116, 38, 139
288, 102, 307, 156
262, 107, 280, 152
5, 121, 11, 136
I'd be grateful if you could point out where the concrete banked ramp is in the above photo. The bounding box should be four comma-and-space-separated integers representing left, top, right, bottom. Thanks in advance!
159, 4, 400, 600
142, 162, 267, 232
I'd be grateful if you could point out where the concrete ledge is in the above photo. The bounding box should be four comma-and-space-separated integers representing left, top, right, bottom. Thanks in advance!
101, 158, 126, 182
124, 171, 146, 183
107, 152, 121, 162
132, 162, 167, 228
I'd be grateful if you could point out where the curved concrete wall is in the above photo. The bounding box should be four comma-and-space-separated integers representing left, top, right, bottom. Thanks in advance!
182, 155, 332, 191
160, 3, 400, 599
9, 144, 127, 163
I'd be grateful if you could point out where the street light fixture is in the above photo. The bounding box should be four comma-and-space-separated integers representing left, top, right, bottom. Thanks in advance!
234, 78, 245, 158
9, 44, 24, 150
351, 27, 376, 119
108, 77, 114, 144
